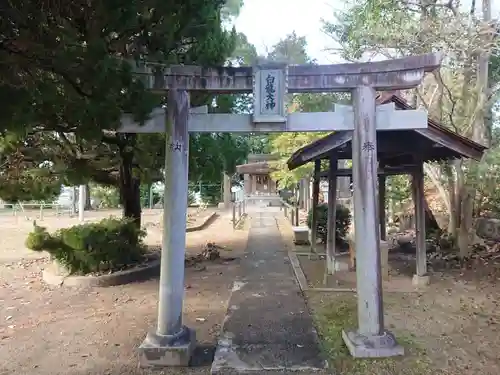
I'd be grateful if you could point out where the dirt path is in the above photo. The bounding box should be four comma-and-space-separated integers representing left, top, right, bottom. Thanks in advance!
0, 211, 248, 375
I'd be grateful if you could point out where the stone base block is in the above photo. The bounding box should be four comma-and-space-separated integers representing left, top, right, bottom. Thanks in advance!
292, 226, 310, 245
412, 274, 430, 286
342, 329, 404, 358
139, 326, 196, 368
333, 258, 350, 272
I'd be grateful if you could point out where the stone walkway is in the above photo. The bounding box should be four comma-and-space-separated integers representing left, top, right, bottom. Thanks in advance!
211, 208, 327, 374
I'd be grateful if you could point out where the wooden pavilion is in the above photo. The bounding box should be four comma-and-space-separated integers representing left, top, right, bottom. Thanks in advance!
287, 93, 487, 284
236, 154, 279, 196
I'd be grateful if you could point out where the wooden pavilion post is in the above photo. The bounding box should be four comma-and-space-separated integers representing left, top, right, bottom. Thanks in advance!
326, 154, 338, 275
379, 171, 387, 241
292, 183, 298, 226
411, 160, 429, 286
310, 159, 321, 257
303, 178, 309, 212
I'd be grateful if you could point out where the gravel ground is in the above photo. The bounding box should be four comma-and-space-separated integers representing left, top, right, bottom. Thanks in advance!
0, 210, 248, 375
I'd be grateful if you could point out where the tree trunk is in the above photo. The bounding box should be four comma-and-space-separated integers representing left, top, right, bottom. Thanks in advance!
458, 180, 474, 258
119, 158, 141, 227
118, 135, 141, 227
445, 161, 460, 237
457, 0, 492, 257
84, 184, 92, 210
223, 172, 232, 209
424, 198, 440, 233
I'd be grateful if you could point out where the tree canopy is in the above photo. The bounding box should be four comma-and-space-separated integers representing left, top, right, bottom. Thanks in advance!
0, 0, 245, 223
323, 0, 499, 255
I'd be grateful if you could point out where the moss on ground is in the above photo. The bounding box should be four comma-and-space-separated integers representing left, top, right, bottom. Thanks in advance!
311, 293, 433, 375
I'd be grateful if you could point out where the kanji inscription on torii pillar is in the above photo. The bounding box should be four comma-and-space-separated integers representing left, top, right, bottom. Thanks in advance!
252, 61, 287, 124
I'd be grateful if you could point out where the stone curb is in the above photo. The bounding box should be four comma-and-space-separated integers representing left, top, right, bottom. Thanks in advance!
186, 211, 218, 233
281, 218, 358, 294
42, 260, 161, 288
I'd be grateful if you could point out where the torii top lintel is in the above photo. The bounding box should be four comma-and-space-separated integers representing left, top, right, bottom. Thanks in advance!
137, 53, 442, 93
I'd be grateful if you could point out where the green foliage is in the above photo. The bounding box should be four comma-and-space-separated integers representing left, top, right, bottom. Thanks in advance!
232, 32, 258, 65
267, 32, 312, 64
387, 175, 411, 205
91, 185, 121, 208
221, 0, 244, 21
247, 135, 271, 154
323, 0, 417, 61
307, 203, 352, 244
200, 183, 221, 205
26, 218, 146, 274
0, 135, 63, 202
0, 169, 62, 203
470, 146, 500, 215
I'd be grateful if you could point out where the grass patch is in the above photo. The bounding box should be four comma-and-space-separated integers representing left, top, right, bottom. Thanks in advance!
310, 293, 433, 375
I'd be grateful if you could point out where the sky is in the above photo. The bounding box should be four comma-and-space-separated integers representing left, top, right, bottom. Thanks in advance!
234, 0, 343, 64
234, 0, 500, 64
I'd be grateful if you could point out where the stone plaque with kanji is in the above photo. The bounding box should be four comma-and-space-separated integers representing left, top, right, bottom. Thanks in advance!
252, 62, 287, 123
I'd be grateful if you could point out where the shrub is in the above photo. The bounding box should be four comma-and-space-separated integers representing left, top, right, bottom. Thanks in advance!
307, 203, 352, 244
25, 218, 146, 274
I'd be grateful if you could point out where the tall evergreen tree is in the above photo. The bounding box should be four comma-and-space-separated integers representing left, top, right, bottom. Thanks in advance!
0, 0, 237, 225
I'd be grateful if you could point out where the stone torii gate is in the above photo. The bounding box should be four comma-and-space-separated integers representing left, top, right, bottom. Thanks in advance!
120, 53, 442, 366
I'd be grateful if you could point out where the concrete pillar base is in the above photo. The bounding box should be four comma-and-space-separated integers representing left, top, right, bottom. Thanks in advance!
342, 329, 404, 358
334, 258, 350, 272
412, 274, 430, 287
292, 226, 310, 245
139, 326, 196, 368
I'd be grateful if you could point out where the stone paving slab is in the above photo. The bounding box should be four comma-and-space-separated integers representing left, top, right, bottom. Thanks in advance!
211, 209, 327, 374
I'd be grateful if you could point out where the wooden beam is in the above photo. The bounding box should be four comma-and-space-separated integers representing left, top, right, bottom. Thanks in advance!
378, 172, 387, 241
295, 183, 300, 225
326, 155, 338, 276
316, 166, 418, 178
118, 108, 428, 134
135, 53, 442, 93
310, 160, 321, 256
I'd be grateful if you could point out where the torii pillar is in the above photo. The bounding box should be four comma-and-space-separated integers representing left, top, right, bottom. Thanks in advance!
341, 59, 442, 357
138, 90, 195, 367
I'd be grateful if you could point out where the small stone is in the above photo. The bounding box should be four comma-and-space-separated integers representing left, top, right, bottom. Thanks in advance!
5, 316, 12, 321
196, 317, 206, 322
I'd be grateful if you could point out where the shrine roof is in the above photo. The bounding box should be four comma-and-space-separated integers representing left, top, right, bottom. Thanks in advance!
236, 161, 274, 175
287, 93, 487, 170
